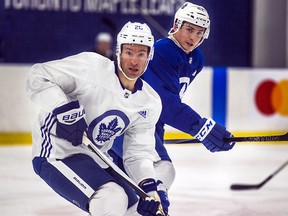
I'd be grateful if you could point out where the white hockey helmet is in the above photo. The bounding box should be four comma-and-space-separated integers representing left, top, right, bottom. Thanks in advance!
169, 2, 210, 40
116, 21, 154, 80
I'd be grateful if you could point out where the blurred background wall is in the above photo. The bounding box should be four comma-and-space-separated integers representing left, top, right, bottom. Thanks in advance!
252, 0, 288, 67
1, 1, 287, 66
0, 0, 253, 65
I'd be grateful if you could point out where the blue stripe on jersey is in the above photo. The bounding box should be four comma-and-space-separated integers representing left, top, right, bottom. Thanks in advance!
212, 67, 227, 126
40, 113, 56, 157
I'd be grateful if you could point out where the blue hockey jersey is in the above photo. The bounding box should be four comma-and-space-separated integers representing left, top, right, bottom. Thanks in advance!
142, 37, 205, 144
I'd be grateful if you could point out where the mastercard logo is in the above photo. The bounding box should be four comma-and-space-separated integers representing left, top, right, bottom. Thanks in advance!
255, 79, 288, 116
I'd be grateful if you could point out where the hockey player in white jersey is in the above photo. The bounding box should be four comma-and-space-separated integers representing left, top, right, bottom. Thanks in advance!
26, 21, 164, 216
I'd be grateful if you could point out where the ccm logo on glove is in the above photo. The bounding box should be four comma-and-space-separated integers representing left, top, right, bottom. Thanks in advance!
195, 118, 215, 141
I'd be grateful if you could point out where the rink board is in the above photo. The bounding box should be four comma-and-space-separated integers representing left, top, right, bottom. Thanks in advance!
0, 65, 287, 144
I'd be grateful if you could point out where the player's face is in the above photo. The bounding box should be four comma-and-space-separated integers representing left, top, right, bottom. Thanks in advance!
119, 44, 149, 80
174, 22, 205, 52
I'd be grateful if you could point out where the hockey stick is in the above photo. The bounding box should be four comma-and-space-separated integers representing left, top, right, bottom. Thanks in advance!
82, 135, 165, 215
49, 132, 149, 199
164, 132, 288, 144
230, 159, 288, 190
82, 135, 148, 198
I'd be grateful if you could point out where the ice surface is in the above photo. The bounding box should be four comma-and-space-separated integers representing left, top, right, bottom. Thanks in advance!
0, 143, 287, 216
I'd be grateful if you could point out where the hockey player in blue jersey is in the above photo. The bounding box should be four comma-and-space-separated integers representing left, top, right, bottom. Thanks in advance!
110, 2, 235, 215
26, 21, 166, 216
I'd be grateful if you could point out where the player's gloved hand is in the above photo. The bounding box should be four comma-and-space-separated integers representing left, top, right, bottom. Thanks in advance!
53, 100, 87, 146
157, 190, 169, 215
190, 118, 235, 152
157, 180, 170, 215
137, 178, 165, 216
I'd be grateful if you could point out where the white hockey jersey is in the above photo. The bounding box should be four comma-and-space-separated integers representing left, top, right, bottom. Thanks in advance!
26, 52, 162, 184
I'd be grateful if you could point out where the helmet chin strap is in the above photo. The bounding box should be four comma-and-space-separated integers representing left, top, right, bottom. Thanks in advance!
168, 35, 191, 54
120, 68, 137, 81
168, 32, 204, 53
117, 60, 149, 81
168, 24, 192, 53
116, 56, 136, 81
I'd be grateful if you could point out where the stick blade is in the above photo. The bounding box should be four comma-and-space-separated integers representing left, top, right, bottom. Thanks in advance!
230, 184, 260, 190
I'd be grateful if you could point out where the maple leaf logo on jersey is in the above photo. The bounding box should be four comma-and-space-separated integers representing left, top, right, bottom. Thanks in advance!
96, 117, 122, 143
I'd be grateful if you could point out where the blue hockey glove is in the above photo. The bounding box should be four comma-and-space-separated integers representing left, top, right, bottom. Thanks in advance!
157, 190, 169, 215
137, 179, 164, 216
156, 180, 169, 215
190, 118, 235, 152
53, 100, 87, 146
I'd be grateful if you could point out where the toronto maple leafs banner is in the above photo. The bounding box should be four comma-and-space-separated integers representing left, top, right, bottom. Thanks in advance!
0, 0, 184, 63
0, 0, 252, 66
